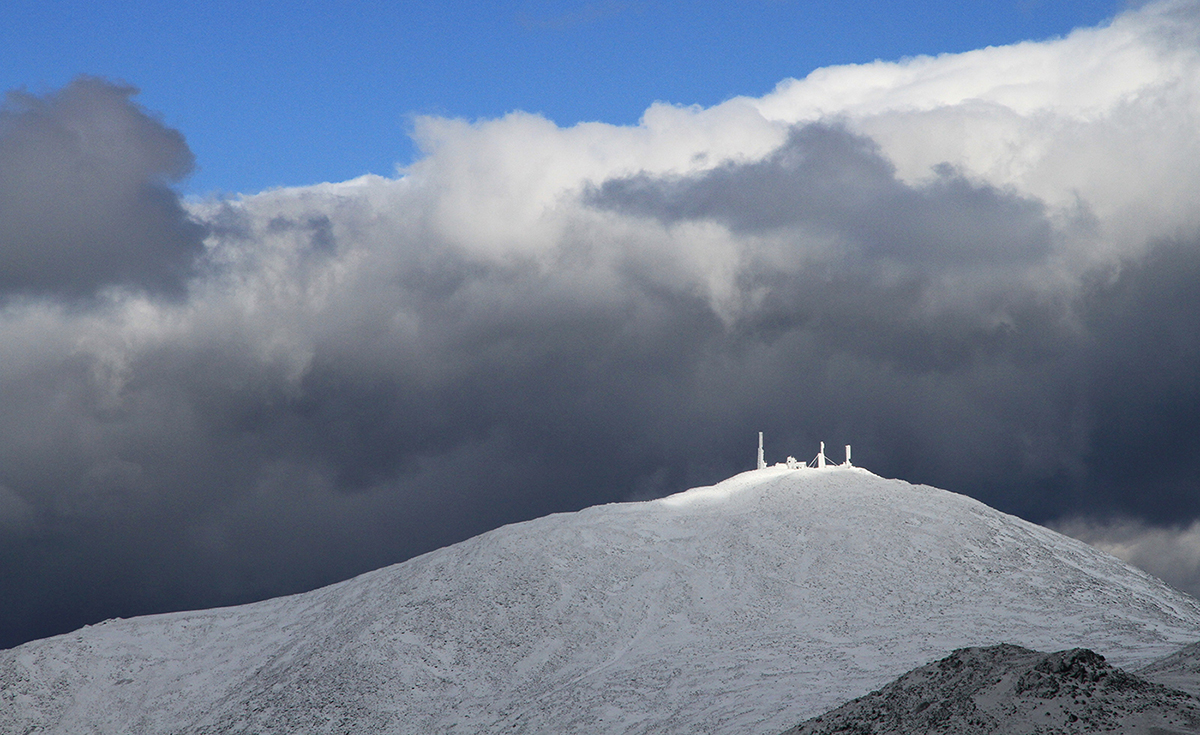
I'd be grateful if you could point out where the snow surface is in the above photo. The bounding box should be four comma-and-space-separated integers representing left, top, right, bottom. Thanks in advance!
3, 467, 1200, 734
1142, 642, 1200, 699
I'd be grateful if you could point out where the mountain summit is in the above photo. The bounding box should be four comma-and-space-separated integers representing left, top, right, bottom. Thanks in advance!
4, 467, 1200, 734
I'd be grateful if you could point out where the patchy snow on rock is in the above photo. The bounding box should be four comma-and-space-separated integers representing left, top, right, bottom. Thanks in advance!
3, 467, 1200, 734
781, 644, 1200, 735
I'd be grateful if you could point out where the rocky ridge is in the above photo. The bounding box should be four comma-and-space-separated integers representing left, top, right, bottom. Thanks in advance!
783, 643, 1200, 735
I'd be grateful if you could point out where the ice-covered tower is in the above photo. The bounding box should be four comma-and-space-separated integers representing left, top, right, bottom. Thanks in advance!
843, 444, 852, 466
817, 441, 826, 469
757, 432, 766, 470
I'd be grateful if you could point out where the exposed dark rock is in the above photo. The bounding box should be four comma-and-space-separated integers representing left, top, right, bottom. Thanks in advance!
782, 643, 1200, 734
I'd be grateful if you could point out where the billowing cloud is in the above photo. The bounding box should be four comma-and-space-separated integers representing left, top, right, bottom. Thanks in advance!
0, 76, 203, 299
3, 2, 1200, 648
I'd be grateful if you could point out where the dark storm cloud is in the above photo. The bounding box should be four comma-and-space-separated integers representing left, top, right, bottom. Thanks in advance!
1074, 239, 1200, 522
5, 12, 1200, 649
0, 76, 204, 298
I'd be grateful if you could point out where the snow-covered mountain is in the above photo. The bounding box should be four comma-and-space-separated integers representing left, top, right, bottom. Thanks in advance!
1142, 642, 1200, 699
3, 466, 1200, 734
781, 644, 1200, 734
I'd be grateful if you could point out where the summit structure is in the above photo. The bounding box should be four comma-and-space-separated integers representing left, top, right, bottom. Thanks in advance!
757, 433, 852, 470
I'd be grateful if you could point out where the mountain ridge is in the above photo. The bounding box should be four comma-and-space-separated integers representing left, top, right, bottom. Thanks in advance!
4, 467, 1200, 734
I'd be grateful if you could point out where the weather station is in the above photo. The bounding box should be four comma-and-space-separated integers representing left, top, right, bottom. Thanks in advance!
757, 432, 852, 471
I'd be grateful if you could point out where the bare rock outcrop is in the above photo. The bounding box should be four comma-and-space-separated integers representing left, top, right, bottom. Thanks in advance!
784, 643, 1200, 734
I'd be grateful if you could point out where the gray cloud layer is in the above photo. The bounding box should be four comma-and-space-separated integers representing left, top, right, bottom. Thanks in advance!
0, 76, 203, 299
2, 3, 1200, 647
592, 125, 1053, 269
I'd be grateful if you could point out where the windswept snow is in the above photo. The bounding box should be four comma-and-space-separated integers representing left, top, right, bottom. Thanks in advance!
3, 467, 1200, 734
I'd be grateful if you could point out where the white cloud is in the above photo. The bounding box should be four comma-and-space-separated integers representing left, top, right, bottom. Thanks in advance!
248, 0, 1200, 306
745, 1, 1200, 271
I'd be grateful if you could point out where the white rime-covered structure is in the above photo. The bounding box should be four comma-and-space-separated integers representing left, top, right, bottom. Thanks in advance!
757, 434, 853, 471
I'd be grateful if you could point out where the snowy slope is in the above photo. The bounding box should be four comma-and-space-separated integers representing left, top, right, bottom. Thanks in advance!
4, 467, 1200, 734
781, 644, 1200, 734
1142, 642, 1200, 699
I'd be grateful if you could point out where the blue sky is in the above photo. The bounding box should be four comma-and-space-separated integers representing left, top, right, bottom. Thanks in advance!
4, 0, 1124, 194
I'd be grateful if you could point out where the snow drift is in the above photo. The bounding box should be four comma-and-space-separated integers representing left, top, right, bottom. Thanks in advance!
3, 467, 1200, 734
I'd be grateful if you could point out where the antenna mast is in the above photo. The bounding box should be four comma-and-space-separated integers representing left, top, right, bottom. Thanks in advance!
757, 432, 766, 470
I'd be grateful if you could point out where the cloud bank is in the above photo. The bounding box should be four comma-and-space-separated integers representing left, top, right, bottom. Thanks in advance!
2, 1, 1200, 646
